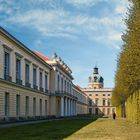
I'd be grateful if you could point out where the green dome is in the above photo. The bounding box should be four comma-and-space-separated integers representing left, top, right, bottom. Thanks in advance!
93, 75, 104, 83
88, 66, 104, 85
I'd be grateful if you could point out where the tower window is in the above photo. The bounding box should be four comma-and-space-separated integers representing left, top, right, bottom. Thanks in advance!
94, 76, 97, 82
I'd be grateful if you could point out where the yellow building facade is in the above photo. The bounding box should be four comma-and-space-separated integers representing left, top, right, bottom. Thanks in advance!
34, 51, 77, 117
72, 85, 89, 115
82, 67, 116, 116
0, 27, 52, 121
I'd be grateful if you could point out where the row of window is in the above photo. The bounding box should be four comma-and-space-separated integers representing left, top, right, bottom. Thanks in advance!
95, 108, 115, 115
89, 94, 110, 96
94, 98, 111, 106
57, 74, 72, 93
74, 91, 87, 104
5, 93, 47, 117
4, 51, 49, 92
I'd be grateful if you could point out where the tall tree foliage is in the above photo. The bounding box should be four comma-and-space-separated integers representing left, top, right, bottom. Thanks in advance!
111, 0, 140, 106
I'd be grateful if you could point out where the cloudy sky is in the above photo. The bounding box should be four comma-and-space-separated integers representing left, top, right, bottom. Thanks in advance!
0, 0, 129, 88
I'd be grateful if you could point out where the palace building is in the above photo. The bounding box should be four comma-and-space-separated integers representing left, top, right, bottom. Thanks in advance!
34, 51, 77, 117
0, 27, 89, 122
0, 26, 115, 122
82, 67, 116, 116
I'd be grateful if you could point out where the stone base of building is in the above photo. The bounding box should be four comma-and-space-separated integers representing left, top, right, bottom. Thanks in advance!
0, 115, 57, 123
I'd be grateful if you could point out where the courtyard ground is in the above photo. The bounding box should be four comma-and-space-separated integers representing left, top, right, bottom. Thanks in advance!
0, 117, 140, 140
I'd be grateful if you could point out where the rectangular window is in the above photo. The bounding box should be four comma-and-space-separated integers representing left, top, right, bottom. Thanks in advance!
107, 108, 110, 115
4, 52, 10, 80
16, 58, 21, 80
103, 94, 105, 96
67, 82, 69, 93
40, 99, 42, 116
89, 108, 92, 114
39, 71, 43, 91
89, 100, 92, 106
102, 108, 105, 114
45, 100, 47, 116
25, 96, 29, 116
95, 98, 98, 105
33, 67, 37, 89
16, 95, 20, 116
39, 71, 42, 87
45, 74, 48, 92
89, 94, 92, 96
95, 108, 98, 115
61, 78, 63, 92
16, 58, 22, 85
103, 99, 106, 106
70, 83, 71, 94
25, 64, 30, 84
96, 94, 98, 96
107, 99, 111, 106
33, 97, 36, 116
64, 80, 66, 92
57, 75, 60, 91
5, 93, 9, 116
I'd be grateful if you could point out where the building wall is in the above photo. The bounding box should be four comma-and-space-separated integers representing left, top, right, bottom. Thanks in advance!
73, 85, 89, 115
0, 29, 52, 120
0, 27, 90, 121
48, 64, 74, 117
0, 32, 51, 91
88, 82, 103, 89
77, 103, 88, 115
83, 89, 116, 116
0, 82, 49, 120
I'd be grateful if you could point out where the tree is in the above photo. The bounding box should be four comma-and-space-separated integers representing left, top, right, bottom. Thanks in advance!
111, 0, 140, 105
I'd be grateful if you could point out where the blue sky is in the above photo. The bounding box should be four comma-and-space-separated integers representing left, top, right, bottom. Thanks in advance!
0, 0, 129, 88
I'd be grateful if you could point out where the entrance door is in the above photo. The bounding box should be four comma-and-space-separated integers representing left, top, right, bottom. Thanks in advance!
95, 108, 98, 115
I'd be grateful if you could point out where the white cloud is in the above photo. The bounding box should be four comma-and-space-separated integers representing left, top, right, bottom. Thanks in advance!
108, 32, 122, 41
66, 0, 96, 7
8, 9, 77, 39
0, 0, 14, 15
114, 0, 130, 16
7, 7, 126, 49
65, 0, 113, 7
115, 5, 126, 14
1, 0, 129, 49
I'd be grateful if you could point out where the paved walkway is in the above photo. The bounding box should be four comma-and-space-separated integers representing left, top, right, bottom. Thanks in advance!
65, 118, 140, 140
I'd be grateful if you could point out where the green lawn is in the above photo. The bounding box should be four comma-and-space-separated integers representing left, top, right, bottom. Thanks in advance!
0, 118, 140, 140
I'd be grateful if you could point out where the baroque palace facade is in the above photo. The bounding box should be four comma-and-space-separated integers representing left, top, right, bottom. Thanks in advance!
0, 27, 115, 121
82, 67, 116, 116
0, 27, 90, 121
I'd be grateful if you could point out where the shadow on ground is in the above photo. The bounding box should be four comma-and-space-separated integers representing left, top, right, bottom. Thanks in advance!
0, 117, 99, 140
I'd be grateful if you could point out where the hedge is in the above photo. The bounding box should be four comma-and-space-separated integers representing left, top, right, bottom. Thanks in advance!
116, 90, 140, 124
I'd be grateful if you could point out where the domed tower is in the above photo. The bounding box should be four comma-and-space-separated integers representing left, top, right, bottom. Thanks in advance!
88, 66, 104, 89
